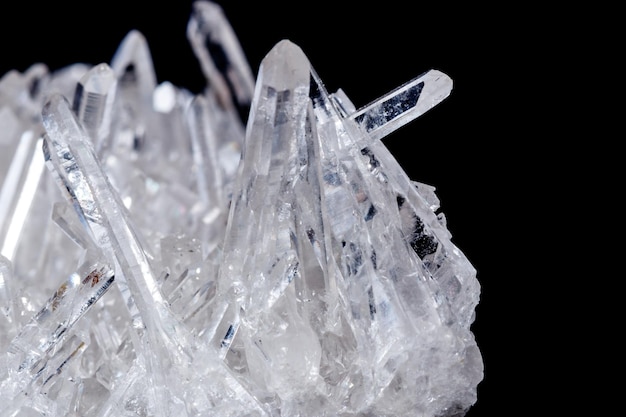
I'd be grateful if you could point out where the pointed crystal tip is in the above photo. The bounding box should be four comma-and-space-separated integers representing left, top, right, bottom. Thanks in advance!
110, 29, 157, 92
42, 92, 69, 124
260, 40, 310, 90
78, 63, 116, 96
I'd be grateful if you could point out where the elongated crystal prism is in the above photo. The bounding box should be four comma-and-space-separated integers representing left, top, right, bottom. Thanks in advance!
187, 0, 255, 112
72, 63, 117, 147
348, 69, 453, 142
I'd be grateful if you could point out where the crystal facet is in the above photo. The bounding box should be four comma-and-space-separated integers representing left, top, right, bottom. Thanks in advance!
0, 2, 483, 416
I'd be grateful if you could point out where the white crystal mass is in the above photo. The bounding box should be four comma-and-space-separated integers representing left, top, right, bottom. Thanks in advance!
0, 2, 483, 416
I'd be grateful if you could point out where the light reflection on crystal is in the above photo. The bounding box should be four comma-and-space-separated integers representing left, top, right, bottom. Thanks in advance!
0, 133, 45, 260
0, 1, 483, 416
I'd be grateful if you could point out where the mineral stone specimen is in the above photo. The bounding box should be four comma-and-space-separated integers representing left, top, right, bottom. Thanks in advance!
0, 1, 483, 416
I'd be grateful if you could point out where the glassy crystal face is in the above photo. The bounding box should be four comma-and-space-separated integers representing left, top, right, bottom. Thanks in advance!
0, 2, 483, 416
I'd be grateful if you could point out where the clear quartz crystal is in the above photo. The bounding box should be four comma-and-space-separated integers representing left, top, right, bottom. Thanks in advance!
0, 1, 483, 416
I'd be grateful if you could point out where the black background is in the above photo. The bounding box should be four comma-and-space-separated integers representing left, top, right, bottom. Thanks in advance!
1, 1, 549, 416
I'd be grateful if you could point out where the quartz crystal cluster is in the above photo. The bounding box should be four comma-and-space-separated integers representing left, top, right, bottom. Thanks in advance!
0, 2, 483, 416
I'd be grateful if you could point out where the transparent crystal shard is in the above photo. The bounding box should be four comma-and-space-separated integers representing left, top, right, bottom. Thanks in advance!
0, 106, 22, 182
0, 63, 48, 126
215, 40, 328, 410
0, 260, 113, 414
107, 30, 156, 160
51, 202, 101, 255
219, 39, 312, 310
0, 132, 45, 261
185, 0, 251, 233
110, 30, 156, 104
0, 255, 17, 351
158, 235, 219, 334
45, 64, 92, 103
42, 94, 179, 415
186, 84, 246, 211
0, 65, 49, 261
187, 0, 255, 114
148, 81, 196, 185
72, 63, 117, 147
5, 263, 112, 377
186, 95, 229, 254
346, 69, 453, 142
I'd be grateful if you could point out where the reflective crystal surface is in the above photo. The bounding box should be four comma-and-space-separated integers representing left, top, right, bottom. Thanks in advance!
0, 2, 483, 416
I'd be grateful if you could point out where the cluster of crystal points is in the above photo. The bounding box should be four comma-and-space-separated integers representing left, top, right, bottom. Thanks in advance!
0, 2, 483, 416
